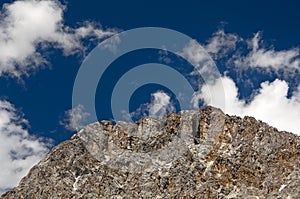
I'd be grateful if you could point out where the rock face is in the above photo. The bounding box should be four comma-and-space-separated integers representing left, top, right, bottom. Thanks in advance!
1, 107, 300, 198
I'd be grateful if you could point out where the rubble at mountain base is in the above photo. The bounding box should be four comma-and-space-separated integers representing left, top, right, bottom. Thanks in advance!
1, 107, 300, 198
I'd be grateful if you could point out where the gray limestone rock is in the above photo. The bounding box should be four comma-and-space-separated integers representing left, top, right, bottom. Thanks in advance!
1, 106, 300, 198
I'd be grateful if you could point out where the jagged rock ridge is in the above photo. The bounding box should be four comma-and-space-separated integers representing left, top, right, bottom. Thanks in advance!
1, 107, 300, 198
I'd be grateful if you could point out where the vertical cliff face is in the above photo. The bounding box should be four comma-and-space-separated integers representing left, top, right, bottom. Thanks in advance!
1, 106, 300, 198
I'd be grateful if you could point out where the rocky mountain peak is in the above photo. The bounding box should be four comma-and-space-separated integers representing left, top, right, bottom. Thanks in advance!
1, 106, 300, 198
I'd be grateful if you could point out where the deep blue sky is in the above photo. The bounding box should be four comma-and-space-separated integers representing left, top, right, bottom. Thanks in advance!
1, 0, 300, 145
64, 0, 300, 46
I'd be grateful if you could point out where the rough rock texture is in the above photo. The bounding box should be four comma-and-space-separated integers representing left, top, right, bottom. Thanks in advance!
1, 107, 300, 198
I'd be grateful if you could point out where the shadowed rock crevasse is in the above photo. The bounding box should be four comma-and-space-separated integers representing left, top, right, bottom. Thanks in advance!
1, 107, 300, 198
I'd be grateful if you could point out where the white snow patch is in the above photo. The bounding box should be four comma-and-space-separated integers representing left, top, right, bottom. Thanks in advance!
203, 160, 214, 176
279, 184, 287, 192
72, 176, 81, 192
206, 161, 214, 168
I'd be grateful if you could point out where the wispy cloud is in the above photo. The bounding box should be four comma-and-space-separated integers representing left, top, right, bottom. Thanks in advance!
0, 100, 52, 194
204, 29, 239, 59
0, 0, 116, 77
179, 29, 239, 67
232, 32, 300, 71
180, 39, 209, 68
199, 29, 300, 74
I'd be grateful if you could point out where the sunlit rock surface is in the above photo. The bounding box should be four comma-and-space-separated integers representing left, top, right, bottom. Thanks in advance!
1, 107, 300, 198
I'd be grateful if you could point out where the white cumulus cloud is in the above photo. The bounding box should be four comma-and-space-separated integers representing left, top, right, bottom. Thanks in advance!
0, 0, 116, 77
195, 76, 300, 135
0, 100, 52, 195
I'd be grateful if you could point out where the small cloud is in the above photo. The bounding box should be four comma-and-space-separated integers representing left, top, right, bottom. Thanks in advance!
0, 100, 52, 194
61, 105, 90, 131
148, 91, 175, 118
122, 91, 175, 121
158, 50, 173, 64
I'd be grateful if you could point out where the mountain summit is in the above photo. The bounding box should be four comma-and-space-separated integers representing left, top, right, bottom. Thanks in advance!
1, 107, 300, 198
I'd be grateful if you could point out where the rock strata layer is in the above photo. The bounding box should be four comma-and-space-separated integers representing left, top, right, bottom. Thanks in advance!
1, 107, 300, 198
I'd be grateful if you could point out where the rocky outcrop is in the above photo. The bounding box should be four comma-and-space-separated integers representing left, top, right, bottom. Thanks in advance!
1, 107, 300, 198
